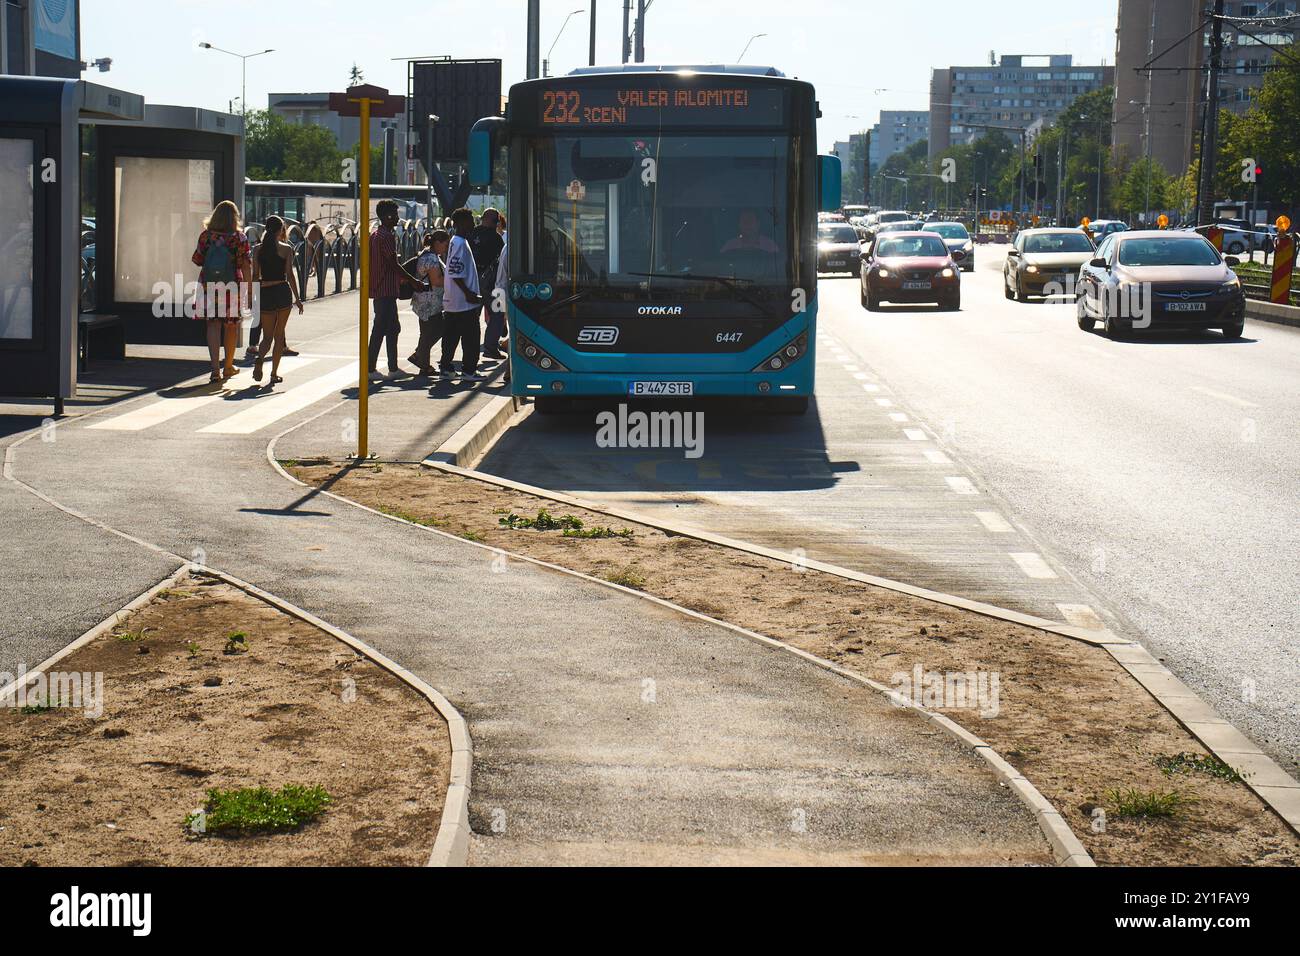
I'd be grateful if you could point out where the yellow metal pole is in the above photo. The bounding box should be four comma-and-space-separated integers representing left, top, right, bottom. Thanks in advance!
357, 96, 371, 460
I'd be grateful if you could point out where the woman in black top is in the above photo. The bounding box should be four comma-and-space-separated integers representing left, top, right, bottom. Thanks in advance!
251, 216, 303, 384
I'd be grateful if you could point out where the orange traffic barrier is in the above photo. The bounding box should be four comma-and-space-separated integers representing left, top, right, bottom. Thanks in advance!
1272, 234, 1296, 305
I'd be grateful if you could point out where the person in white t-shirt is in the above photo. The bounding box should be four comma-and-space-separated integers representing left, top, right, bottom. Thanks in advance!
438, 207, 484, 381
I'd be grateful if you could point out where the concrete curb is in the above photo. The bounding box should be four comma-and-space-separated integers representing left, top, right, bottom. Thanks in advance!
0, 562, 473, 867
1245, 299, 1300, 329
0, 564, 190, 706
425, 460, 1127, 649
422, 429, 1300, 837
190, 565, 473, 868
425, 395, 527, 469
269, 445, 1092, 866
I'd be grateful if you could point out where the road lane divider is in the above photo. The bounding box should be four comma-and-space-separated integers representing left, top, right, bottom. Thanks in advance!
1010, 552, 1059, 580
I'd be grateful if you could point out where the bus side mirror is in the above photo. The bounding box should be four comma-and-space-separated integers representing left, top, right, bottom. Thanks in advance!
817, 154, 842, 213
468, 117, 506, 187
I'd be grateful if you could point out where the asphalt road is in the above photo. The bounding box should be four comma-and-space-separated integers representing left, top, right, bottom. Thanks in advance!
826, 246, 1300, 774
479, 249, 1300, 775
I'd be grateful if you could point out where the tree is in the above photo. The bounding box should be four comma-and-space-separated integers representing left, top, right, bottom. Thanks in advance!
349, 64, 365, 87
1116, 156, 1171, 224
1215, 66, 1300, 211
243, 108, 345, 184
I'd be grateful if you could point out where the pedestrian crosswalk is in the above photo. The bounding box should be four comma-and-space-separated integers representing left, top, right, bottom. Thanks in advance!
87, 358, 359, 437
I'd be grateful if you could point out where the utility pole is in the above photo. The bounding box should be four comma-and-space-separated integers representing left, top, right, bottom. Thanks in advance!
1195, 0, 1226, 225
1143, 0, 1156, 225
526, 0, 541, 79
622, 0, 631, 63
589, 3, 597, 66
635, 0, 646, 63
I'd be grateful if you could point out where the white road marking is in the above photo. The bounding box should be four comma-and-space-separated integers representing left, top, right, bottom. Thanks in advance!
1010, 552, 1059, 579
1190, 385, 1259, 409
1057, 603, 1105, 629
973, 510, 1013, 533
923, 449, 951, 464
862, 384, 880, 393
852, 372, 869, 380
903, 428, 928, 441
875, 398, 894, 407
843, 364, 860, 372
889, 412, 908, 423
945, 476, 977, 495
88, 357, 319, 431
199, 363, 360, 435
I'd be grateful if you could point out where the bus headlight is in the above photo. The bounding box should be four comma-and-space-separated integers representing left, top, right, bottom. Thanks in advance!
514, 332, 568, 372
753, 332, 808, 373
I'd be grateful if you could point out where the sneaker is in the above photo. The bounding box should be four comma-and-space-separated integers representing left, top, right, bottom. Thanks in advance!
385, 367, 407, 380
368, 370, 384, 383
242, 349, 257, 365
463, 371, 487, 382
435, 368, 453, 380
281, 349, 300, 357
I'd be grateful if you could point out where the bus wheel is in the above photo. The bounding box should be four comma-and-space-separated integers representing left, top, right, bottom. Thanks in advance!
533, 397, 567, 415
767, 396, 809, 415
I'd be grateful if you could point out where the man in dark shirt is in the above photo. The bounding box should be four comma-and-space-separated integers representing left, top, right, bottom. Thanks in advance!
471, 208, 506, 360
368, 199, 418, 381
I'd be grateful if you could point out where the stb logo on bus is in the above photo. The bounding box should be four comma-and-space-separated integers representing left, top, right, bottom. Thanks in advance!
577, 326, 620, 346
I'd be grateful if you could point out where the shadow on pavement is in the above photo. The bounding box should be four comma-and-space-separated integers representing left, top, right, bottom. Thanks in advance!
0, 355, 211, 440
480, 396, 854, 495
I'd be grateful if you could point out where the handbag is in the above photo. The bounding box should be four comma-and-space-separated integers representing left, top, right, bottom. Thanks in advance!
398, 254, 428, 301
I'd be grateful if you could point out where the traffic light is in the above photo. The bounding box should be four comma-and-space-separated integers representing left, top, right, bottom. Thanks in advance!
1255, 163, 1263, 180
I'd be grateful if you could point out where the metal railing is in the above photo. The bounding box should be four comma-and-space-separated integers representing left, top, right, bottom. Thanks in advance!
241, 217, 454, 301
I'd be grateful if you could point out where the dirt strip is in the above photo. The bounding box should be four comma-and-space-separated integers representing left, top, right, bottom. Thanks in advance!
0, 575, 449, 866
291, 461, 1300, 867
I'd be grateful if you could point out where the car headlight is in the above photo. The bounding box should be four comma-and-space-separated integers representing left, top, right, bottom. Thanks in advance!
940, 267, 955, 278
1220, 276, 1242, 293
878, 269, 891, 278
1025, 264, 1039, 274
964, 240, 974, 251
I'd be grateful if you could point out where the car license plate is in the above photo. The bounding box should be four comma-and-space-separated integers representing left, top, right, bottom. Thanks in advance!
827, 260, 846, 268
902, 280, 931, 290
1165, 302, 1207, 312
629, 381, 693, 396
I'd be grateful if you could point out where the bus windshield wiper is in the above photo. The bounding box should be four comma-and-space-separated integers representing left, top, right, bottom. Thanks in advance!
540, 287, 593, 315
625, 272, 778, 318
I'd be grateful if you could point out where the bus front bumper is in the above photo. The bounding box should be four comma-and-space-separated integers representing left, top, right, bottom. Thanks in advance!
511, 364, 813, 399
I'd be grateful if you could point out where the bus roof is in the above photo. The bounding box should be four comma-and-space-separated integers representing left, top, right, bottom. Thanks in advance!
566, 64, 786, 78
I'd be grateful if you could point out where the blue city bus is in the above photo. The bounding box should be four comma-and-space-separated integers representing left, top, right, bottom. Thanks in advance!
469, 65, 840, 414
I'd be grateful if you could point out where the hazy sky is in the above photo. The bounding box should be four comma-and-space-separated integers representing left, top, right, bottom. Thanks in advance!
82, 0, 1119, 150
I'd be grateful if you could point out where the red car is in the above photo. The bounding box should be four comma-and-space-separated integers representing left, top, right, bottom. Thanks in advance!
860, 231, 964, 311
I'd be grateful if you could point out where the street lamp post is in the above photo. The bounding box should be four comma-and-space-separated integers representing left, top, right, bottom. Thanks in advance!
544, 8, 586, 77
198, 43, 274, 116
426, 114, 440, 223
737, 34, 767, 63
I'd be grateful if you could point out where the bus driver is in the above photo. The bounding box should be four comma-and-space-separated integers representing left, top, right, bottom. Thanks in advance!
720, 209, 779, 255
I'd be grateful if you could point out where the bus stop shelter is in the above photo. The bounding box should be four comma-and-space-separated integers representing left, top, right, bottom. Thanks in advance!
0, 76, 244, 414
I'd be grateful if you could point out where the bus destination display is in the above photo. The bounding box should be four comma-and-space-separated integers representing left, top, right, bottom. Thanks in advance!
539, 86, 784, 127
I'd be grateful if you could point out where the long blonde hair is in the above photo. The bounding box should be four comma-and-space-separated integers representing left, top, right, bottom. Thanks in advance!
205, 200, 241, 234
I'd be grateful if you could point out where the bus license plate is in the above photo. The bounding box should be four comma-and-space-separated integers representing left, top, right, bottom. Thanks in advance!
629, 381, 693, 396
902, 280, 931, 290
1165, 302, 1206, 312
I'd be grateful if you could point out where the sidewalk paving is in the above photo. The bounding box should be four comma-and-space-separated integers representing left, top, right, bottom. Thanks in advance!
3, 339, 1055, 864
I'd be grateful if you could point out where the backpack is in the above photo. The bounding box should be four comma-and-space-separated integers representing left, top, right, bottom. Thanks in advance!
203, 233, 237, 283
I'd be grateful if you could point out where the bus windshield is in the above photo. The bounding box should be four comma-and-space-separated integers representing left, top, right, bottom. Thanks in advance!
520, 133, 794, 305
